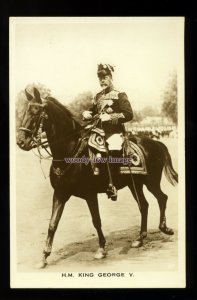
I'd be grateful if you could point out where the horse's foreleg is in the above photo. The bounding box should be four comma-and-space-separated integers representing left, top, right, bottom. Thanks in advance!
37, 191, 69, 268
128, 181, 149, 247
86, 194, 106, 259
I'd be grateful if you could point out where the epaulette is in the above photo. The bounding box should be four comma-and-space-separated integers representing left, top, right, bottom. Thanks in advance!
108, 90, 120, 99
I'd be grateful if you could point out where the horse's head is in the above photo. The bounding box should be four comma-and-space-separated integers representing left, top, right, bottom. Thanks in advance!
17, 87, 47, 151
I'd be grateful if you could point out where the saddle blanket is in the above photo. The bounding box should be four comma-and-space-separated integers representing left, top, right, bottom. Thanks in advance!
88, 128, 106, 152
88, 140, 147, 175
88, 129, 124, 151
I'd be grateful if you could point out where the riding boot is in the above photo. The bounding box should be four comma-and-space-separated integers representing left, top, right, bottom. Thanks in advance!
101, 136, 118, 201
106, 183, 118, 201
104, 152, 118, 201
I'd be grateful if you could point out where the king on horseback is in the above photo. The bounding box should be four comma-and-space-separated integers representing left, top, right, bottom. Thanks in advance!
17, 79, 178, 267
82, 64, 134, 201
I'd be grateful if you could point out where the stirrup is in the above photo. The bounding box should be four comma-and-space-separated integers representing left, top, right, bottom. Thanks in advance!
106, 184, 117, 201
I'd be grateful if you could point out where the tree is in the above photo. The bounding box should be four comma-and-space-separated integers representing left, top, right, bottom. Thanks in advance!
161, 72, 177, 124
67, 91, 93, 124
141, 105, 159, 117
133, 111, 143, 123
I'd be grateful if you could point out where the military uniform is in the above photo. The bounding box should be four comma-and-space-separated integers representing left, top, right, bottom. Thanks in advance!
90, 86, 133, 139
83, 63, 133, 200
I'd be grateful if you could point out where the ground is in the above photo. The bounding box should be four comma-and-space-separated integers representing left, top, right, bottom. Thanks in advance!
15, 137, 178, 272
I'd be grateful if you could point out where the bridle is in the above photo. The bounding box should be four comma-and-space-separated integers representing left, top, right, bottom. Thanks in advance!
18, 100, 101, 178
18, 101, 89, 160
19, 102, 51, 158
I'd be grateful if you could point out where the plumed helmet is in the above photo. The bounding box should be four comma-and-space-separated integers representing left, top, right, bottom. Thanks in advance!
97, 64, 114, 79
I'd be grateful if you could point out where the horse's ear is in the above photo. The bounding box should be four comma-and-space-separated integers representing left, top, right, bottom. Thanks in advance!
33, 87, 42, 103
25, 89, 33, 101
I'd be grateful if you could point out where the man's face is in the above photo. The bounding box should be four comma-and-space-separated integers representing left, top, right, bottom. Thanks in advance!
99, 75, 113, 90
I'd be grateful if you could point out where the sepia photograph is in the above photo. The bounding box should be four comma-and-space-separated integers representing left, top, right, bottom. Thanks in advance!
10, 17, 185, 288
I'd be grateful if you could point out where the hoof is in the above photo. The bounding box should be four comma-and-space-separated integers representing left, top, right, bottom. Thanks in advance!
159, 226, 174, 235
131, 239, 143, 248
94, 248, 107, 259
36, 259, 48, 269
140, 231, 147, 239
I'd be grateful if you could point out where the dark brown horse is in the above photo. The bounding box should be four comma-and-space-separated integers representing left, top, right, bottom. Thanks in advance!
17, 87, 178, 268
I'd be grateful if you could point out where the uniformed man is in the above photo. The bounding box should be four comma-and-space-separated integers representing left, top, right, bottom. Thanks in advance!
83, 64, 133, 200
83, 64, 133, 138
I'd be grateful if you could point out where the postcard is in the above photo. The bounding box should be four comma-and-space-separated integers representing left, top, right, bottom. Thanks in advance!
10, 17, 185, 288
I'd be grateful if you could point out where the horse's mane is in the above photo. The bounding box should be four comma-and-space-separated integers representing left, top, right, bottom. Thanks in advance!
46, 97, 81, 132
47, 97, 73, 118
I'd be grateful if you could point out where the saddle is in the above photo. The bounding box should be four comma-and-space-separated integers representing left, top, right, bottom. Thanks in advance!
87, 129, 147, 175
52, 129, 147, 180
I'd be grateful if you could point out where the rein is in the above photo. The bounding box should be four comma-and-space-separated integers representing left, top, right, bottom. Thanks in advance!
18, 101, 99, 178
18, 102, 78, 159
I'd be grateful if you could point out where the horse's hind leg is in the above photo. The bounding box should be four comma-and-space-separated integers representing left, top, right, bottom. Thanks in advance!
86, 194, 106, 259
146, 180, 174, 235
37, 191, 70, 268
128, 180, 149, 247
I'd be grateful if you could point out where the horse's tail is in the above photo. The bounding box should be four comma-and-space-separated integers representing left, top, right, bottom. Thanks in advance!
158, 141, 178, 186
